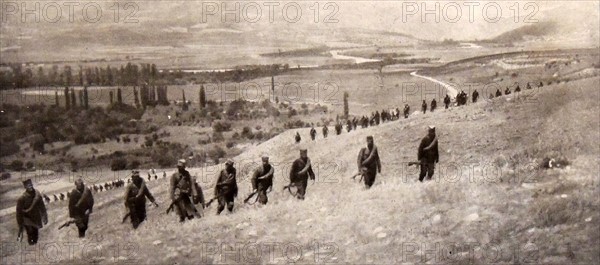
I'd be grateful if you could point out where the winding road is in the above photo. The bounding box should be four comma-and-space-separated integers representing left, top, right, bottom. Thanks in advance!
410, 71, 458, 98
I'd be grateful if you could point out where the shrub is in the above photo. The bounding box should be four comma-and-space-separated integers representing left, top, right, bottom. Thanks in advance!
25, 161, 34, 170
128, 160, 141, 169
0, 142, 20, 157
212, 131, 225, 142
0, 172, 11, 180
110, 158, 128, 171
212, 121, 232, 132
207, 146, 226, 164
10, 160, 24, 171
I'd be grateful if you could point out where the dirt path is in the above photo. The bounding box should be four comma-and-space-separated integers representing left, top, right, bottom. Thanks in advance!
410, 71, 458, 98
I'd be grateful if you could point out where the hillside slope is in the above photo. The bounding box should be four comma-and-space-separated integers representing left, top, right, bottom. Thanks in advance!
1, 77, 598, 264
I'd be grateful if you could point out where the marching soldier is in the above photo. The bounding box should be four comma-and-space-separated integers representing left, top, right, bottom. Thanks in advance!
403, 104, 410, 118
444, 94, 451, 109
322, 125, 329, 138
16, 179, 48, 245
505, 87, 511, 95
215, 160, 238, 214
289, 149, 315, 200
295, 132, 301, 143
421, 100, 427, 114
68, 178, 94, 238
515, 84, 521, 92
335, 123, 342, 135
418, 126, 439, 182
430, 99, 437, 112
251, 156, 274, 204
472, 89, 479, 103
496, 89, 502, 97
170, 159, 201, 222
124, 171, 158, 229
357, 136, 382, 189
310, 126, 317, 140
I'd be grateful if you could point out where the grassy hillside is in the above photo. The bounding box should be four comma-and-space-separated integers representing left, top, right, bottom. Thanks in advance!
1, 76, 598, 264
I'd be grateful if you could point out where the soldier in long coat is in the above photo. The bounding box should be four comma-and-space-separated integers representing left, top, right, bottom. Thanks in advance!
215, 160, 238, 214
16, 179, 48, 245
68, 178, 94, 237
418, 126, 440, 182
357, 136, 382, 188
170, 159, 201, 222
124, 171, 158, 229
289, 149, 315, 200
251, 156, 274, 204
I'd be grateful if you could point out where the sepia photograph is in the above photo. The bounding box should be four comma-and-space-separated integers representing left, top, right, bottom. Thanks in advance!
0, 0, 599, 264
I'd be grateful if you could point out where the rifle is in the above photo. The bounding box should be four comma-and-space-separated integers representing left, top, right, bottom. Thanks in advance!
205, 196, 220, 207
121, 212, 130, 223
17, 227, 23, 242
58, 219, 77, 230
243, 191, 258, 203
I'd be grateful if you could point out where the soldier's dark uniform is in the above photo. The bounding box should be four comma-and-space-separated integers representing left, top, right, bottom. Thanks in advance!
322, 126, 328, 138
295, 132, 301, 143
215, 161, 238, 214
430, 99, 437, 112
251, 157, 274, 205
421, 100, 427, 114
68, 179, 94, 237
496, 89, 502, 97
170, 159, 201, 222
418, 126, 439, 182
472, 90, 479, 103
124, 173, 157, 229
16, 179, 48, 245
357, 136, 382, 188
289, 150, 315, 200
444, 95, 451, 109
310, 127, 317, 140
404, 105, 410, 118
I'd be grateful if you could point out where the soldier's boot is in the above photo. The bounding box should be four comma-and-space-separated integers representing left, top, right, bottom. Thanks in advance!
227, 202, 234, 212
217, 205, 224, 215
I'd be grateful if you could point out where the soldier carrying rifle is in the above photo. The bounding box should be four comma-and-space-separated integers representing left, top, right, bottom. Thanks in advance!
247, 156, 274, 205
169, 159, 202, 222
16, 179, 48, 245
214, 160, 238, 214
62, 177, 94, 237
123, 171, 158, 229
357, 136, 382, 189
418, 126, 439, 182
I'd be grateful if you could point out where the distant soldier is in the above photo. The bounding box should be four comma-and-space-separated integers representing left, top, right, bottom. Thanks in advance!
430, 99, 437, 112
504, 87, 511, 95
251, 156, 274, 205
289, 149, 315, 200
374, 111, 381, 125
418, 126, 439, 182
335, 123, 342, 135
472, 90, 479, 103
124, 171, 158, 229
43, 194, 51, 204
170, 159, 201, 222
357, 136, 382, 189
16, 179, 48, 245
295, 132, 301, 143
352, 117, 358, 129
310, 127, 317, 141
539, 81, 544, 87
215, 160, 238, 214
395, 108, 401, 119
403, 104, 410, 118
421, 100, 427, 114
53, 194, 58, 202
489, 93, 494, 99
346, 120, 352, 132
163, 172, 167, 179
443, 95, 451, 109
515, 84, 521, 92
527, 82, 532, 90
496, 89, 502, 97
322, 125, 329, 138
68, 178, 94, 238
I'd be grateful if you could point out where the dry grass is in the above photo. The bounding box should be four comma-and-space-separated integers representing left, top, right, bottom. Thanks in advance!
0, 70, 598, 264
